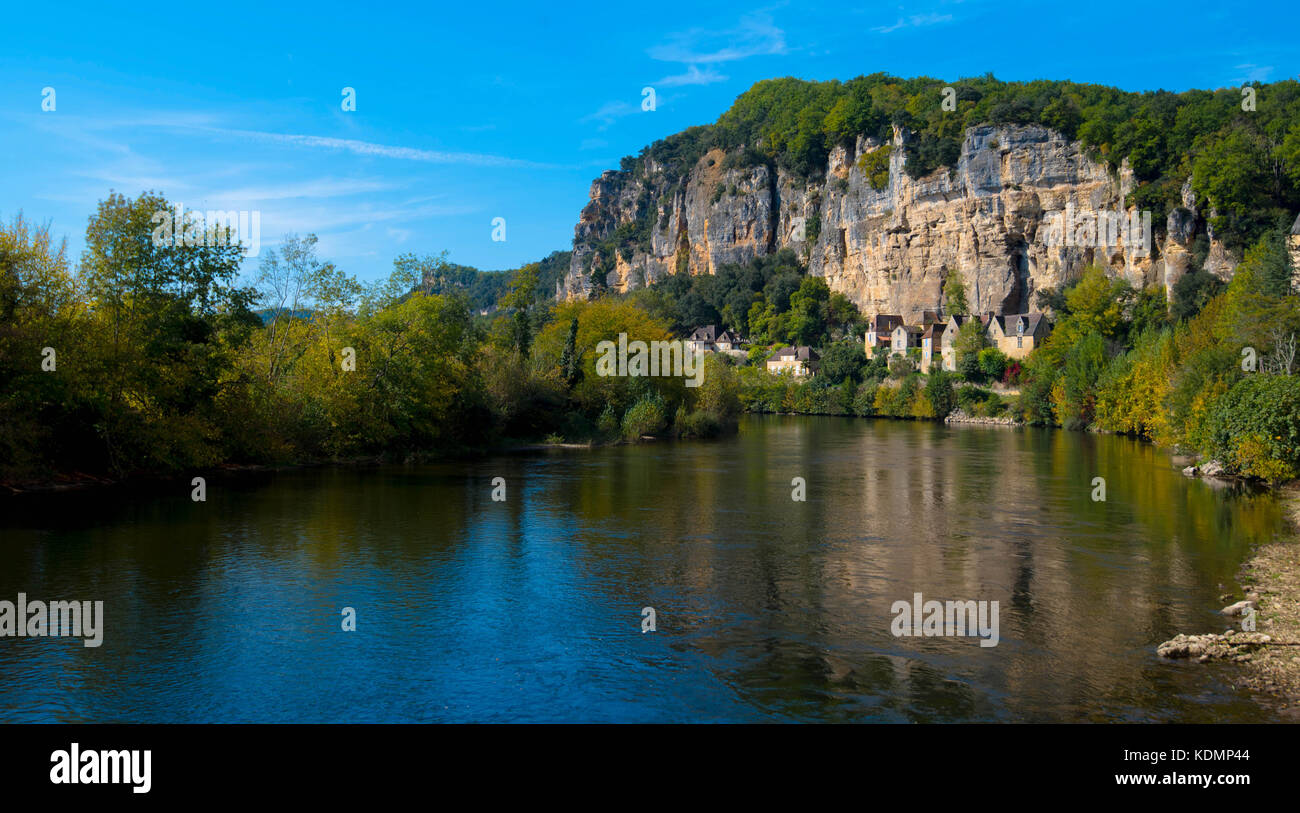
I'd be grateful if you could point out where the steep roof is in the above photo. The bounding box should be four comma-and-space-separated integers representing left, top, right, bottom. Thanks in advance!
869, 314, 904, 332
770, 346, 820, 361
991, 313, 1046, 334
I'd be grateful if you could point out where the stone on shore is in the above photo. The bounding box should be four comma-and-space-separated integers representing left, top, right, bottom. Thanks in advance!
1157, 632, 1273, 663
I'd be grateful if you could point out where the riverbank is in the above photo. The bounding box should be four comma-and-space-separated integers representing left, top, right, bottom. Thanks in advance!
1156, 484, 1300, 712
1236, 484, 1300, 706
0, 430, 729, 497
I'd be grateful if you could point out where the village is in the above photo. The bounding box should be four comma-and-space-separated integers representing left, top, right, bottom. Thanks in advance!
685, 310, 1053, 378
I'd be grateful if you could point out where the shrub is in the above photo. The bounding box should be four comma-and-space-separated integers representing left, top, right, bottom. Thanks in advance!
853, 382, 878, 416
955, 385, 993, 413
1203, 374, 1300, 481
957, 351, 984, 382
888, 354, 914, 379
622, 393, 667, 439
978, 347, 1009, 381
925, 370, 956, 418
678, 409, 723, 438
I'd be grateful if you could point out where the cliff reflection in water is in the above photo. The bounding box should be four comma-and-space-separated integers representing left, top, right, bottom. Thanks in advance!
0, 415, 1285, 722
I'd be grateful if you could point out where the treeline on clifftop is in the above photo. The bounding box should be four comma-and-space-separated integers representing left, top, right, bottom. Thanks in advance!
0, 194, 740, 486
616, 73, 1300, 253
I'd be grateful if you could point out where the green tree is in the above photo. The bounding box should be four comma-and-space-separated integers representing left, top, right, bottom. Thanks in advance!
943, 268, 969, 315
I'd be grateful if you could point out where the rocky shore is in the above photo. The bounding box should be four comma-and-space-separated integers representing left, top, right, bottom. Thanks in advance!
943, 409, 1020, 426
1157, 484, 1300, 709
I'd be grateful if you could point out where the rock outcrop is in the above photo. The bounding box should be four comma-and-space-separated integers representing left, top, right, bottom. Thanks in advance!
558, 123, 1238, 320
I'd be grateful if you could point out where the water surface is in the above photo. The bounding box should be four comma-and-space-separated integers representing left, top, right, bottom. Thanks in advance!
0, 415, 1288, 722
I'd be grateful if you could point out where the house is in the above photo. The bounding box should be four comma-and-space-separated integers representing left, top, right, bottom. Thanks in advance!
940, 314, 989, 371
986, 313, 1049, 359
687, 324, 746, 354
767, 346, 820, 377
921, 322, 948, 371
889, 324, 924, 357
865, 314, 903, 358
1289, 213, 1300, 290
938, 312, 1051, 369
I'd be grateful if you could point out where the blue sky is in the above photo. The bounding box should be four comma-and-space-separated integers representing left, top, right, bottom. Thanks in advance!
1, 1, 1296, 284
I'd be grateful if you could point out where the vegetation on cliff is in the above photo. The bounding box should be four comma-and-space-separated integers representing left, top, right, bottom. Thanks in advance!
615, 73, 1300, 253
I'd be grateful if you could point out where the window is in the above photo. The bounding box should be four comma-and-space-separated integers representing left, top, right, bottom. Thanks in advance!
1017, 337, 1023, 348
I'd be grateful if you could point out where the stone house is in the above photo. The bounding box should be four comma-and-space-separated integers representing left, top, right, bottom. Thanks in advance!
985, 313, 1049, 359
767, 346, 820, 377
889, 324, 923, 357
940, 314, 988, 371
865, 314, 903, 358
921, 322, 948, 371
687, 324, 745, 354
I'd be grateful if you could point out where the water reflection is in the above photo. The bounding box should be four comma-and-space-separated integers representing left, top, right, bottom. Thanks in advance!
0, 415, 1287, 722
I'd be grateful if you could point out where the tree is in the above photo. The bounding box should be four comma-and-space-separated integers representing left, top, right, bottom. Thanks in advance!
1055, 331, 1107, 429
943, 268, 969, 315
954, 318, 988, 380
925, 369, 956, 418
1170, 269, 1224, 322
500, 262, 541, 357
977, 347, 1008, 381
818, 338, 867, 384
80, 191, 256, 472
560, 317, 581, 388
787, 276, 830, 345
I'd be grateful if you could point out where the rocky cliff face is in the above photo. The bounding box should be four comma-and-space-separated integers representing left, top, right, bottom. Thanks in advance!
558, 123, 1237, 320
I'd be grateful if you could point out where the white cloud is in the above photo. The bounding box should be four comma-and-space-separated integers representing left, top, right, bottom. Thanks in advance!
1233, 63, 1274, 83
654, 65, 729, 88
872, 13, 953, 34
580, 101, 638, 130
648, 12, 787, 64
199, 127, 555, 169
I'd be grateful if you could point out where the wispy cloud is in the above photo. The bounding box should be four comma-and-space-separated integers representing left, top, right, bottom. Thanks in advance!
580, 101, 639, 130
648, 12, 787, 64
654, 65, 729, 87
198, 178, 401, 204
200, 128, 555, 169
872, 12, 953, 34
1232, 63, 1273, 83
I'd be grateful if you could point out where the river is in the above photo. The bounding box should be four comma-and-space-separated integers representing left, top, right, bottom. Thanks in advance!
0, 415, 1288, 722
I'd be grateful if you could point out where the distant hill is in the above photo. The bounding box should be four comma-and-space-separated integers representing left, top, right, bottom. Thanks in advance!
421, 250, 571, 311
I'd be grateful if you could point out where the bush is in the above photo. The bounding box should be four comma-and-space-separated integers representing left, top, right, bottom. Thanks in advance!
925, 370, 956, 418
1203, 374, 1300, 481
622, 393, 667, 439
978, 347, 1009, 381
852, 382, 878, 416
678, 409, 723, 438
597, 403, 620, 436
957, 351, 983, 382
888, 354, 914, 379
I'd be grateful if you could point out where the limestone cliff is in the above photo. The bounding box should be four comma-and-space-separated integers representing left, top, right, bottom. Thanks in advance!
558, 123, 1236, 320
